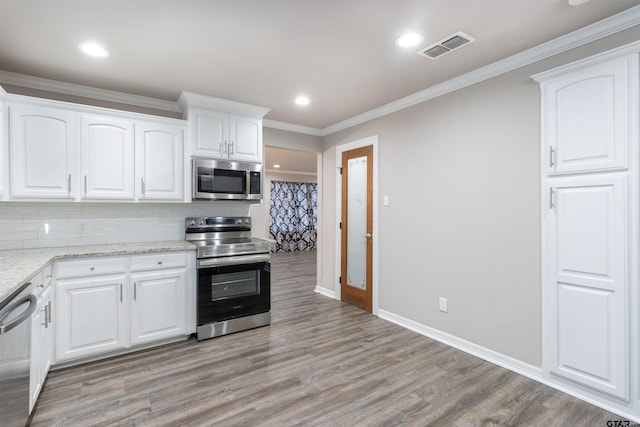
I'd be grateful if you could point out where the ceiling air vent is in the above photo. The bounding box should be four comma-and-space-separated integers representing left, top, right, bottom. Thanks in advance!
417, 31, 476, 59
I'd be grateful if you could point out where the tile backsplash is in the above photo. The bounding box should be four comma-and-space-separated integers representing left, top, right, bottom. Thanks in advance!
0, 202, 250, 250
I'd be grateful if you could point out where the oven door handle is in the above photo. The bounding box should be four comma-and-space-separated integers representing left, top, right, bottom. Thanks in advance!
197, 254, 271, 268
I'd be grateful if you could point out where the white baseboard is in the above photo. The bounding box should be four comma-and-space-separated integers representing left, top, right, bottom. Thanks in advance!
377, 309, 639, 423
377, 309, 541, 380
314, 286, 336, 299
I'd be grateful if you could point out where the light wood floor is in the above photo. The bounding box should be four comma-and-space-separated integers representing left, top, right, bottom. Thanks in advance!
29, 250, 627, 426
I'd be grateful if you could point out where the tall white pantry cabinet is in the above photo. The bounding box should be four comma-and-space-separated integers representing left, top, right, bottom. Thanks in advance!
534, 45, 639, 420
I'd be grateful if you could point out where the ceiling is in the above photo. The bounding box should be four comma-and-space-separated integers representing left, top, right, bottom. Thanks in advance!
0, 0, 637, 131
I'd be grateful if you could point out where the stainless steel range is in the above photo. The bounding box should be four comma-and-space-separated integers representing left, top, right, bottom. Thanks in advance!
186, 216, 272, 341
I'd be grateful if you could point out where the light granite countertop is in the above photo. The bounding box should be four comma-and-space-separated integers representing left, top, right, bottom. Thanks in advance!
0, 241, 196, 305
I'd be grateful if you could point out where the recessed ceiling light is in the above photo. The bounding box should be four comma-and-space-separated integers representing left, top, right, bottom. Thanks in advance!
79, 42, 109, 58
568, 0, 590, 4
395, 32, 424, 48
295, 96, 310, 106
273, 164, 281, 168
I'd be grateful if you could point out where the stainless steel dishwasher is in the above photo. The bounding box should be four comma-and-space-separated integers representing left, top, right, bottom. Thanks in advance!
0, 282, 37, 427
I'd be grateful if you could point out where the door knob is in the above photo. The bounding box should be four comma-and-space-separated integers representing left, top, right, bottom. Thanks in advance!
365, 233, 372, 240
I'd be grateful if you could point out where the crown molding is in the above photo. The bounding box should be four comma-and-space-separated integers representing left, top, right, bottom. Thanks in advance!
0, 70, 182, 113
262, 119, 324, 137
320, 5, 640, 136
531, 40, 640, 82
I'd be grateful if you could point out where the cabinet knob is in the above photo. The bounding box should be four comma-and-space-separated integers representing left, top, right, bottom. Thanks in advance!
157, 261, 163, 265
90, 266, 95, 271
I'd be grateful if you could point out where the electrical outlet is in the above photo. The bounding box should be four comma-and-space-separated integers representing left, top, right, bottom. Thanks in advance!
439, 297, 448, 313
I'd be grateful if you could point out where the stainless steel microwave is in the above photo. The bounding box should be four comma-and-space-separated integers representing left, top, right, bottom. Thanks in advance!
192, 158, 262, 201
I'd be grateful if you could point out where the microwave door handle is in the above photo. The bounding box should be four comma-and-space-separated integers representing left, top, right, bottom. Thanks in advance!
246, 171, 251, 195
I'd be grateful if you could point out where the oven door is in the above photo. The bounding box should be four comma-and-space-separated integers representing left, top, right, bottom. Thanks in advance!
197, 255, 270, 326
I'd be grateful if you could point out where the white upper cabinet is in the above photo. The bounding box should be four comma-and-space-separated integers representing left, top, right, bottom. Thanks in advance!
228, 114, 262, 162
136, 120, 186, 201
4, 94, 188, 203
191, 108, 228, 158
80, 114, 135, 200
539, 55, 634, 175
178, 91, 270, 163
9, 103, 76, 198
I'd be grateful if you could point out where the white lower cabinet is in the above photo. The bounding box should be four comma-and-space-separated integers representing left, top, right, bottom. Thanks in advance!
130, 269, 186, 345
29, 267, 53, 413
56, 274, 128, 362
54, 252, 191, 363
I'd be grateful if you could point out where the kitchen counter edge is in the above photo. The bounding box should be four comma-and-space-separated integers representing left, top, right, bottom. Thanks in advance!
0, 241, 196, 305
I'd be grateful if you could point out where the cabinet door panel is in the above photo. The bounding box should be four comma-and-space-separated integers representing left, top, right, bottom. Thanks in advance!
546, 175, 627, 399
137, 122, 185, 201
229, 115, 261, 162
56, 276, 127, 361
193, 109, 227, 158
81, 114, 134, 199
130, 269, 186, 345
9, 104, 75, 198
543, 56, 631, 174
29, 297, 42, 413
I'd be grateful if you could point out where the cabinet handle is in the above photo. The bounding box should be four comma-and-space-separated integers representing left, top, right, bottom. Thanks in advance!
224, 140, 228, 155
549, 146, 555, 168
47, 300, 52, 325
134, 282, 137, 301
67, 174, 72, 194
120, 283, 123, 302
550, 187, 555, 209
141, 178, 146, 196
43, 303, 49, 329
229, 141, 234, 155
84, 175, 87, 196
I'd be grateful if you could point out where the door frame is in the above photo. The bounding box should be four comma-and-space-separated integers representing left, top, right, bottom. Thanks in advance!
334, 135, 379, 315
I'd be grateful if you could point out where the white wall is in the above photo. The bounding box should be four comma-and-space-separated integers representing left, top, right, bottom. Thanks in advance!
319, 27, 640, 367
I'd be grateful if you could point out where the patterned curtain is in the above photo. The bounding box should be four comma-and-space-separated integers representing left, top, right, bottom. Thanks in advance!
269, 181, 318, 252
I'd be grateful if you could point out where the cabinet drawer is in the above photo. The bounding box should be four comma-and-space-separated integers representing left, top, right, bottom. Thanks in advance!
130, 252, 187, 272
29, 264, 53, 297
56, 257, 127, 279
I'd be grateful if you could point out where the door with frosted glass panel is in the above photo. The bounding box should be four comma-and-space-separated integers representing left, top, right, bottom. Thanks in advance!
340, 146, 373, 312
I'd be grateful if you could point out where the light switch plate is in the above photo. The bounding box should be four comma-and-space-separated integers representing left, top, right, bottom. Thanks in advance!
439, 297, 448, 313
383, 195, 390, 206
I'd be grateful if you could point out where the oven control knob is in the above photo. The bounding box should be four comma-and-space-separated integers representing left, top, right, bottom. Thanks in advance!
188, 219, 196, 226
244, 218, 249, 224
236, 218, 242, 224
198, 219, 205, 226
